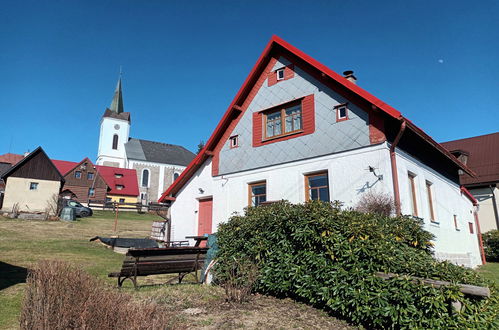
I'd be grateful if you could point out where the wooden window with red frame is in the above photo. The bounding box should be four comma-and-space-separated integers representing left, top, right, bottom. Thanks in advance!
335, 103, 349, 122
268, 64, 295, 87
253, 95, 315, 147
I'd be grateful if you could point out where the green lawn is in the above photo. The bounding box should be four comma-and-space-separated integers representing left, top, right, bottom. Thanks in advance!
0, 211, 353, 329
478, 262, 499, 285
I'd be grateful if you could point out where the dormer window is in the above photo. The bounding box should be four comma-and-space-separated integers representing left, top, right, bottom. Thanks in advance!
115, 173, 123, 178
335, 104, 348, 122
116, 184, 124, 190
276, 68, 285, 81
230, 135, 239, 148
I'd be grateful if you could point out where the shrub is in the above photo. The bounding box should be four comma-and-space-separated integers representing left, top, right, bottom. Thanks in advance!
356, 191, 396, 216
219, 257, 258, 303
20, 260, 172, 330
483, 230, 499, 261
215, 201, 499, 328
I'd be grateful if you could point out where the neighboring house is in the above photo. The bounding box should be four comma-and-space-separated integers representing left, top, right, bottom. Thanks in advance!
1, 147, 64, 214
96, 78, 195, 203
95, 165, 139, 204
0, 153, 24, 165
159, 36, 484, 268
442, 132, 499, 232
52, 158, 108, 202
53, 158, 139, 204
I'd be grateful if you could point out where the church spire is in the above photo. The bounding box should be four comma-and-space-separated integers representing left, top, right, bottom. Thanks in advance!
109, 74, 124, 114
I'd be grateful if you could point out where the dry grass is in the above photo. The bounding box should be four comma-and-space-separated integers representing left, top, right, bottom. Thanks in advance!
21, 260, 172, 330
0, 212, 355, 329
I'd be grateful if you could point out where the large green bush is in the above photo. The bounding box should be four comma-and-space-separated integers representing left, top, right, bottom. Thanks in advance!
215, 201, 498, 328
483, 230, 499, 261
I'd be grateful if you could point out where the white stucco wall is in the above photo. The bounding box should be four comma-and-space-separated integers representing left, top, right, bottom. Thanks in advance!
170, 143, 483, 268
2, 177, 61, 214
171, 144, 392, 244
395, 148, 482, 267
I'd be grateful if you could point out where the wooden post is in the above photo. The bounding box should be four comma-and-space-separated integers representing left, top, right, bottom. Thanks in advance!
375, 272, 490, 297
113, 202, 119, 232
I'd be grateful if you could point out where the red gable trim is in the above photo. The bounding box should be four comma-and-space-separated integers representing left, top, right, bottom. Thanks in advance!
158, 35, 472, 202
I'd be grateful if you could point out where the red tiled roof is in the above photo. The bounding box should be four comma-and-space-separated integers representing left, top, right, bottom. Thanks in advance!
53, 158, 139, 196
0, 153, 24, 165
441, 132, 499, 186
52, 159, 79, 176
94, 165, 139, 197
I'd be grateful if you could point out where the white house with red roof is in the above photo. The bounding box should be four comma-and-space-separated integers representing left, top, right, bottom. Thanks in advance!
161, 36, 484, 267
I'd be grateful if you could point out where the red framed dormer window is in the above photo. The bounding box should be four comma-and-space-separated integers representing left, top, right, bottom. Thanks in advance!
229, 135, 239, 149
268, 64, 295, 86
252, 94, 315, 147
335, 103, 349, 122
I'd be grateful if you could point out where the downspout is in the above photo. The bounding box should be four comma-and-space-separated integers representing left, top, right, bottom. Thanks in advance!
390, 120, 406, 215
474, 206, 486, 265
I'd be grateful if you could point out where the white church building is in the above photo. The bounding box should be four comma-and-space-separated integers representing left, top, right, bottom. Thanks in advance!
96, 78, 195, 203
159, 36, 485, 268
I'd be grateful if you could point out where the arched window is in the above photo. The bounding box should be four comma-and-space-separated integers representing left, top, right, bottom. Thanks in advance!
173, 172, 180, 181
142, 169, 149, 187
112, 134, 119, 150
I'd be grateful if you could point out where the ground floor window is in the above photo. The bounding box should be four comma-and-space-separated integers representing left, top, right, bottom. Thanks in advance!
119, 198, 125, 203
88, 188, 95, 197
248, 181, 266, 207
305, 171, 330, 202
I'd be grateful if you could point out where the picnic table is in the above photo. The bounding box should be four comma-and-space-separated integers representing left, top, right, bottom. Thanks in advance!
185, 235, 208, 247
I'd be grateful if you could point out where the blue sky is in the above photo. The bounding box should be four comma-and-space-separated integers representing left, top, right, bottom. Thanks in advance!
1, 0, 498, 162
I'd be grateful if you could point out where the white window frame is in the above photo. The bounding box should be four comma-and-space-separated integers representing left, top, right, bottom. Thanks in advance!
337, 105, 348, 119
276, 68, 285, 81
230, 135, 239, 148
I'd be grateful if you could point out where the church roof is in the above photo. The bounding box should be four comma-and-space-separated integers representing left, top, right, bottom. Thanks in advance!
110, 78, 124, 114
125, 138, 195, 167
102, 108, 131, 122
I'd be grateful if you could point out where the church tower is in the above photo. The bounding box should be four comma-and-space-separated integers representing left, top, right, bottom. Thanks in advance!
96, 78, 131, 168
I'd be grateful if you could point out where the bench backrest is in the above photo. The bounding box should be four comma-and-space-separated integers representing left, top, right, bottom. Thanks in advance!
119, 247, 209, 276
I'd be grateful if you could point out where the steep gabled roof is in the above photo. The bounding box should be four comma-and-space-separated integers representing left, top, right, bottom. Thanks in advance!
125, 138, 196, 166
441, 132, 499, 186
159, 35, 474, 201
1, 147, 64, 183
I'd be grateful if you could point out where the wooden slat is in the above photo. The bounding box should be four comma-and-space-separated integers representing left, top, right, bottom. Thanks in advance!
375, 272, 490, 297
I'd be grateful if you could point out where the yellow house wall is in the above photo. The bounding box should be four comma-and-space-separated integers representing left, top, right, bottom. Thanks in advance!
106, 195, 138, 203
2, 177, 61, 214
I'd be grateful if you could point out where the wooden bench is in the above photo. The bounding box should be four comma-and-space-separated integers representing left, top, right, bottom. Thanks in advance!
109, 247, 208, 288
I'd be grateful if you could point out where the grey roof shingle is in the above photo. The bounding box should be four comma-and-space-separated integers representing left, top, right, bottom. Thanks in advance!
125, 138, 195, 167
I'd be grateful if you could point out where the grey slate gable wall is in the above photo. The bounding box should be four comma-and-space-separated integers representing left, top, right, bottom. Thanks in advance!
217, 57, 371, 176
